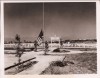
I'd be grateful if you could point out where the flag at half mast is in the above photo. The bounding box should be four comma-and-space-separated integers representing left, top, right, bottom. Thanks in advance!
37, 30, 44, 45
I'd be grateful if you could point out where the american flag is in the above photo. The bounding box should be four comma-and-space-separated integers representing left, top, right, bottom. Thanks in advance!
37, 30, 44, 45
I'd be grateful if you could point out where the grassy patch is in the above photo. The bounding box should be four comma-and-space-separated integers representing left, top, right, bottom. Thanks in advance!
41, 53, 97, 74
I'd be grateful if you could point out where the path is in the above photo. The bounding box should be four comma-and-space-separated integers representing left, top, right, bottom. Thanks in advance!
17, 49, 95, 75
17, 51, 63, 75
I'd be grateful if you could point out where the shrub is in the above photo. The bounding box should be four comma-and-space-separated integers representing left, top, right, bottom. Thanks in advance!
53, 48, 60, 52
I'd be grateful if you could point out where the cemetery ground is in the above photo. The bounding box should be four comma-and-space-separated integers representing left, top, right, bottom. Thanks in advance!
5, 47, 97, 75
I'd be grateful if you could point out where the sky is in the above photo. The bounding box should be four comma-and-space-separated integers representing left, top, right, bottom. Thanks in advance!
4, 2, 96, 41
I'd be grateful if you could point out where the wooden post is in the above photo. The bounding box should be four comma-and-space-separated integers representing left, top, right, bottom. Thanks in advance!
62, 56, 67, 63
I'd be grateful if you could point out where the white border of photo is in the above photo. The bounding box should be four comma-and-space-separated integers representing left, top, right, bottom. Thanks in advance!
0, 0, 100, 78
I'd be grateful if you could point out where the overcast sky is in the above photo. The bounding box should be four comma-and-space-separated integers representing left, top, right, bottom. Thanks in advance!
4, 2, 96, 41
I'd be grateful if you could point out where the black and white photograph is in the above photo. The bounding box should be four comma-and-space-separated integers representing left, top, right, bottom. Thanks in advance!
4, 2, 97, 75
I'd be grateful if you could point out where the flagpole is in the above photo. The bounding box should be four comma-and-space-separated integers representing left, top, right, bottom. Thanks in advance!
43, 2, 45, 50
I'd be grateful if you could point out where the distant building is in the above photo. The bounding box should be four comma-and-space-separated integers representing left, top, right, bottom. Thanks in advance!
50, 35, 60, 48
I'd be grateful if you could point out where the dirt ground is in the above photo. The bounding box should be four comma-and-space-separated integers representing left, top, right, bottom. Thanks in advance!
5, 48, 97, 75
41, 53, 97, 74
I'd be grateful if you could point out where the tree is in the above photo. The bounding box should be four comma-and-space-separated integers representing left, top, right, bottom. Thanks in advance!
15, 34, 23, 65
34, 40, 38, 52
15, 34, 20, 42
44, 41, 49, 55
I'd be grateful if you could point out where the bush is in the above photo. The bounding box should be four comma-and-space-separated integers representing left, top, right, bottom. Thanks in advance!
52, 61, 67, 67
53, 48, 60, 52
